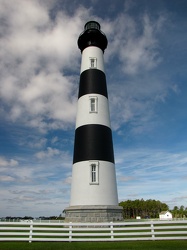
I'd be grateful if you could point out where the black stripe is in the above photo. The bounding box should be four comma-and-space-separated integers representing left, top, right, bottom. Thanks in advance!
73, 124, 114, 164
78, 69, 108, 98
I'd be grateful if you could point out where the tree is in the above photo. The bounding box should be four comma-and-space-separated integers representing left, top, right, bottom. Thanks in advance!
119, 199, 169, 219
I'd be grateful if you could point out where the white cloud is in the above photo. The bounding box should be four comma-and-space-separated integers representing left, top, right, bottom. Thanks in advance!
0, 175, 16, 182
0, 152, 72, 216
27, 138, 47, 149
0, 157, 19, 168
100, 11, 175, 134
51, 136, 59, 144
35, 147, 60, 159
0, 0, 90, 132
105, 12, 164, 74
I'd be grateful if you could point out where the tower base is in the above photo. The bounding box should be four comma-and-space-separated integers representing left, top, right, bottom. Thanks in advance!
64, 205, 123, 223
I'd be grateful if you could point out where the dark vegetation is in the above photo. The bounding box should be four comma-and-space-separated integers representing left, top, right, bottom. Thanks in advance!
2, 215, 64, 221
119, 199, 187, 219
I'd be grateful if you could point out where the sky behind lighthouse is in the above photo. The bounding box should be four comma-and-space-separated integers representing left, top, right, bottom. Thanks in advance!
0, 0, 187, 217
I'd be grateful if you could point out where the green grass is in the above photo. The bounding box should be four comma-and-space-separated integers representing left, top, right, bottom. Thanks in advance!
0, 241, 187, 250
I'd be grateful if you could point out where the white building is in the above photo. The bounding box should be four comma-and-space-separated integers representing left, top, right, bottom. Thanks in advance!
159, 211, 172, 220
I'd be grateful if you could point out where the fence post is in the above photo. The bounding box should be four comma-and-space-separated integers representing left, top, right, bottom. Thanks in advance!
69, 222, 72, 242
151, 221, 155, 240
110, 221, 114, 239
29, 220, 33, 243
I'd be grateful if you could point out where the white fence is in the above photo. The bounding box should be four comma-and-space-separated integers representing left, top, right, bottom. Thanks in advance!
0, 220, 187, 242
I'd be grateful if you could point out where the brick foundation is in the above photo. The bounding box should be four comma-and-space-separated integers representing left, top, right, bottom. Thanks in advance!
64, 205, 123, 222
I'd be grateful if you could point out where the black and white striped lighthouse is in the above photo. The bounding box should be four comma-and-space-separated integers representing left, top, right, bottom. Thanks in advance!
65, 21, 123, 222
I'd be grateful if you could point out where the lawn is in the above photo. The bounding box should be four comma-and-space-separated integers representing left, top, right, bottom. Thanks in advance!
0, 241, 187, 250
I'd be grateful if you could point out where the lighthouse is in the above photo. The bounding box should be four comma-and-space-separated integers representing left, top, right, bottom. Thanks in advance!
64, 21, 123, 222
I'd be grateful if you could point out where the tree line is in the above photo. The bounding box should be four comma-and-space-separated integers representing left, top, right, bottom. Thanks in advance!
172, 205, 187, 218
119, 199, 169, 219
2, 215, 65, 221
119, 199, 187, 219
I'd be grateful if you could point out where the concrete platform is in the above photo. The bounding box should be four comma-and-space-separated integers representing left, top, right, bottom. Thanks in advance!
64, 205, 123, 222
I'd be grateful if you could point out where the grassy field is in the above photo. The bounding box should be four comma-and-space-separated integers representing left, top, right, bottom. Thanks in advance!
0, 241, 187, 250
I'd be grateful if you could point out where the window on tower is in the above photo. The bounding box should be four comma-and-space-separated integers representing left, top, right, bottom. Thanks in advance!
91, 164, 96, 182
90, 57, 97, 68
90, 161, 99, 184
85, 21, 100, 31
89, 96, 98, 113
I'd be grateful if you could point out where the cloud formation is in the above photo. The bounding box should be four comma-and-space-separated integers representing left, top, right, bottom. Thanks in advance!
103, 11, 178, 134
35, 147, 61, 159
106, 13, 164, 74
0, 0, 173, 135
0, 0, 90, 132
0, 157, 19, 167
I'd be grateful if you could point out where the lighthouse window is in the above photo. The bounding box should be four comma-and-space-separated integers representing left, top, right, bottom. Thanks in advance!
89, 96, 98, 113
90, 57, 97, 68
85, 22, 100, 31
91, 164, 96, 182
90, 162, 99, 184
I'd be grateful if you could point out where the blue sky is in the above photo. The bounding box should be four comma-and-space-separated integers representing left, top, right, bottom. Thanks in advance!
0, 0, 187, 217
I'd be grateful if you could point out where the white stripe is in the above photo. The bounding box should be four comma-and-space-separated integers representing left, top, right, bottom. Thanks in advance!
80, 47, 105, 73
70, 161, 118, 206
75, 94, 111, 129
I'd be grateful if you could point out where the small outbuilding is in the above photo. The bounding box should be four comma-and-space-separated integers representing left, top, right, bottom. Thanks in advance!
159, 211, 172, 220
